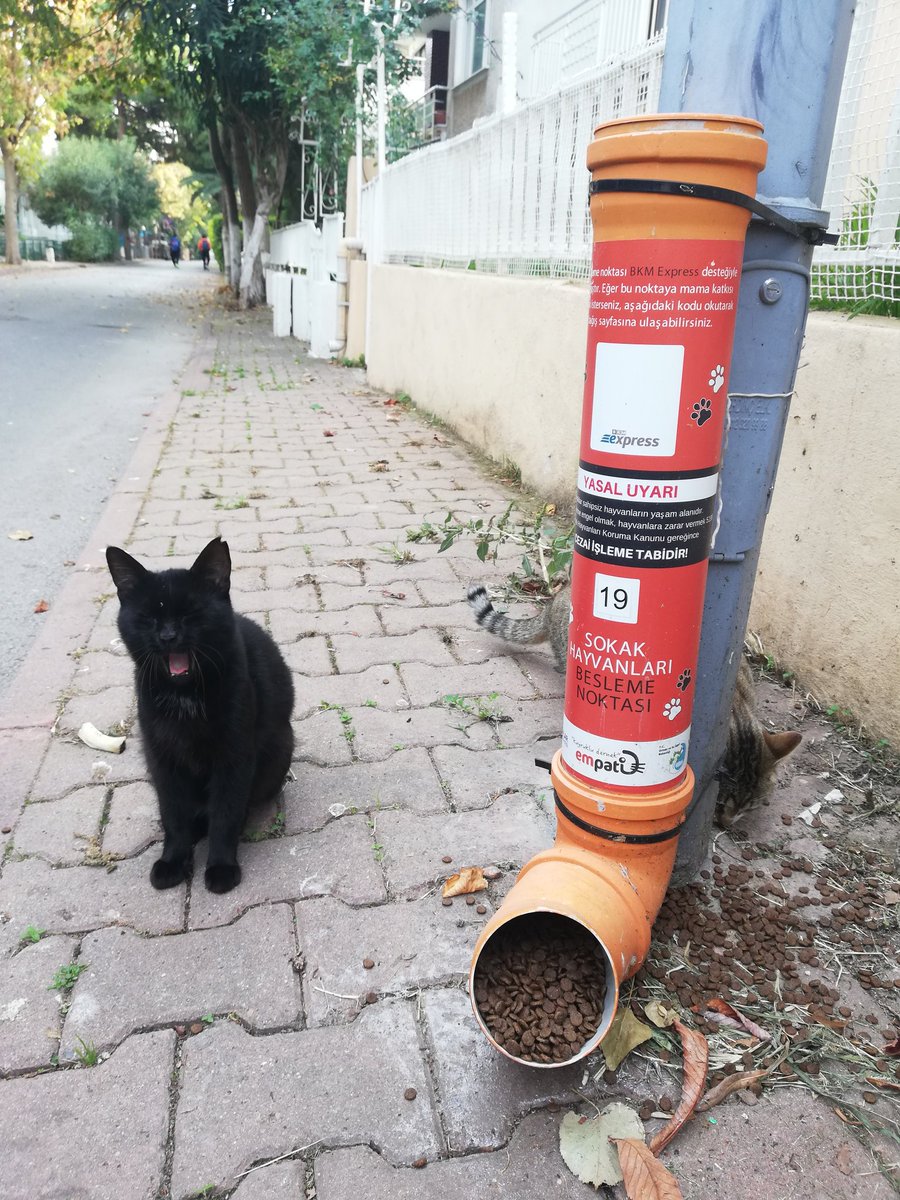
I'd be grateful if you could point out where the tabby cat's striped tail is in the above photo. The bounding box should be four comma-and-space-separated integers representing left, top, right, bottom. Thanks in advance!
466, 585, 550, 645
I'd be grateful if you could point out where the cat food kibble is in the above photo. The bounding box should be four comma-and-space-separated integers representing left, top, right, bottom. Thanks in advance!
362, 957, 375, 970
472, 914, 607, 1064
404, 1088, 417, 1101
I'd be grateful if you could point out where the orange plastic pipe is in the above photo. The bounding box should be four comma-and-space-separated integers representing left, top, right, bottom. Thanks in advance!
469, 115, 767, 1067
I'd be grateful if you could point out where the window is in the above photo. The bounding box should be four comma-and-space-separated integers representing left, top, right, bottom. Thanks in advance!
470, 0, 488, 75
455, 0, 490, 82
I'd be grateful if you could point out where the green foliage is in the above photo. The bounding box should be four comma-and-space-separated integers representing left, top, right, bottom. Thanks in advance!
407, 503, 574, 593
66, 216, 118, 262
49, 962, 89, 991
73, 1037, 100, 1067
20, 925, 46, 944
32, 136, 159, 234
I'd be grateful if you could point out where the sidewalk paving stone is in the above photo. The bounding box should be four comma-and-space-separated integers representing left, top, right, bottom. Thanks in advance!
398, 657, 538, 705
0, 1029, 174, 1200
350, 703, 497, 761
230, 1160, 305, 1199
170, 1002, 442, 1194
12, 787, 107, 865
421, 988, 582, 1152
56, 684, 135, 736
61, 903, 300, 1055
30, 736, 147, 802
330, 629, 457, 674
284, 748, 447, 833
0, 934, 73, 1074
0, 852, 184, 937
314, 1112, 596, 1199
186, 817, 386, 930
431, 744, 555, 810
102, 780, 161, 857
293, 664, 406, 720
294, 894, 489, 1026
377, 792, 552, 898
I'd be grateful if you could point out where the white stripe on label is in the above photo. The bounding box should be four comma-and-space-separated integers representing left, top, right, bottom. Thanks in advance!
561, 716, 690, 789
577, 468, 718, 505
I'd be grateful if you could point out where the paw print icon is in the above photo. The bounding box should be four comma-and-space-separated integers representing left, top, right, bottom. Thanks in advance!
663, 698, 682, 721
690, 398, 712, 427
708, 364, 725, 393
676, 668, 692, 691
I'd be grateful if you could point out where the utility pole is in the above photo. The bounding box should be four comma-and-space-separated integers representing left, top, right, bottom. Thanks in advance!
657, 0, 856, 881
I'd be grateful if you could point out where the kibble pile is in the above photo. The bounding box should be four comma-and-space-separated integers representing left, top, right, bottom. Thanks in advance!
472, 914, 609, 1064
632, 848, 898, 1086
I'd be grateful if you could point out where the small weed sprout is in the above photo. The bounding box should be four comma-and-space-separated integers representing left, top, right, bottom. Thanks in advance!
49, 963, 89, 991
21, 925, 46, 944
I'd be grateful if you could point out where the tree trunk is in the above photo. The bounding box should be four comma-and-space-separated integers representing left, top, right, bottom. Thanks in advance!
238, 193, 271, 309
208, 120, 240, 288
236, 127, 289, 310
1, 138, 22, 266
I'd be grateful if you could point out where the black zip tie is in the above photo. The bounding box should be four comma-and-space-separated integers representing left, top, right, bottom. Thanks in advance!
554, 790, 684, 844
588, 178, 838, 247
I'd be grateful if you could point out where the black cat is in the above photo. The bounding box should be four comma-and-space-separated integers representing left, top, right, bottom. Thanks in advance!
106, 537, 295, 893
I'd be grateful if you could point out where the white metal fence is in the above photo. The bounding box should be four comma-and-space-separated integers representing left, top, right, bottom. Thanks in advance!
362, 0, 900, 311
811, 0, 900, 308
266, 214, 344, 355
362, 36, 666, 281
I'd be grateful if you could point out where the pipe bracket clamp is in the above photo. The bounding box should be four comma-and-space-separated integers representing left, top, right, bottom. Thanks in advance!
554, 791, 684, 845
588, 179, 838, 246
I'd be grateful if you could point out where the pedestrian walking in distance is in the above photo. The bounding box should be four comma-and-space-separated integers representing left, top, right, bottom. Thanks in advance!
169, 233, 181, 267
198, 233, 211, 270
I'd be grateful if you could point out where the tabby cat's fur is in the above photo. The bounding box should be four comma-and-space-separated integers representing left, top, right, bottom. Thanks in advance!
467, 582, 800, 824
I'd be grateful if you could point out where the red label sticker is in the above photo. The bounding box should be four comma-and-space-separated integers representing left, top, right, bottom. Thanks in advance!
563, 239, 744, 791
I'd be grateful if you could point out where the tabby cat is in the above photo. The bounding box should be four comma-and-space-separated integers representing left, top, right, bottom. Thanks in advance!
107, 537, 295, 893
467, 582, 800, 823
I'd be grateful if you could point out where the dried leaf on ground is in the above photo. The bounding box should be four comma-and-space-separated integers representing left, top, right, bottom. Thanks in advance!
883, 1037, 900, 1058
645, 1000, 678, 1029
7, 530, 33, 540
559, 1104, 644, 1188
384, 397, 398, 406
603, 1007, 654, 1072
33, 599, 49, 613
322, 430, 335, 437
834, 1144, 854, 1176
648, 1020, 709, 1156
612, 1138, 684, 1199
866, 1076, 900, 1090
697, 1069, 768, 1112
694, 998, 770, 1042
441, 866, 486, 898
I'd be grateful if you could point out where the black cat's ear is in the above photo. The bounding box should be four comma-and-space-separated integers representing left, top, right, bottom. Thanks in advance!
191, 537, 231, 596
106, 546, 148, 599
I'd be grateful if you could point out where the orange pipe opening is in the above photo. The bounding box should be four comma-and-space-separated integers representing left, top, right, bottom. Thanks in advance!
469, 114, 767, 1067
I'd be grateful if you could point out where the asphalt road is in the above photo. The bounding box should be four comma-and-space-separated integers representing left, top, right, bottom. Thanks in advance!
0, 258, 216, 702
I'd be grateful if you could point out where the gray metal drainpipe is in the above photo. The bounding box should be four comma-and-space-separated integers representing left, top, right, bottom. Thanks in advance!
656, 0, 856, 883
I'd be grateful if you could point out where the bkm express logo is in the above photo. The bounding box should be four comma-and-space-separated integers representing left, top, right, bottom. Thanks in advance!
575, 748, 645, 776
600, 428, 661, 450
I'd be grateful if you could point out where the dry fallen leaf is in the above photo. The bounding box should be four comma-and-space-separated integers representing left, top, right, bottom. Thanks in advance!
834, 1144, 854, 1176
381, 590, 406, 600
442, 866, 486, 898
384, 397, 398, 406
33, 599, 49, 613
559, 1104, 644, 1188
883, 1037, 900, 1058
645, 1000, 678, 1029
695, 998, 770, 1042
697, 1069, 768, 1112
648, 1019, 708, 1156
612, 1137, 684, 1199
865, 1076, 900, 1091
323, 430, 335, 437
603, 1007, 654, 1072
8, 530, 33, 541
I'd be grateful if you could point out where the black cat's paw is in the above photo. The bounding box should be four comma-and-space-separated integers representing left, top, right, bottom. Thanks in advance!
205, 862, 242, 893
150, 857, 190, 890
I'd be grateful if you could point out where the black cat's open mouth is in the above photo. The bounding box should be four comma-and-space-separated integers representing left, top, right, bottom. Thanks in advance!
167, 653, 191, 678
